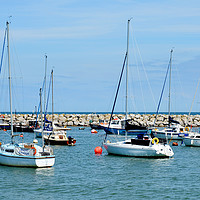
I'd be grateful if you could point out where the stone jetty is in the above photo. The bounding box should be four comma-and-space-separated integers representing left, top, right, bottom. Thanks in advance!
1, 113, 200, 127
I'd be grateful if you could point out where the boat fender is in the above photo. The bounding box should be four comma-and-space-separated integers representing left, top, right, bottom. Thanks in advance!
185, 127, 189, 131
152, 137, 159, 145
172, 142, 178, 146
59, 135, 63, 139
31, 146, 36, 155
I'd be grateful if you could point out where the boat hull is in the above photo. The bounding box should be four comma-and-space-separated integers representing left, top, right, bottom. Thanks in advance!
153, 131, 183, 140
44, 138, 75, 146
34, 129, 52, 138
183, 138, 200, 147
0, 153, 55, 168
90, 124, 104, 129
0, 125, 10, 130
103, 127, 147, 135
13, 126, 34, 133
103, 142, 173, 158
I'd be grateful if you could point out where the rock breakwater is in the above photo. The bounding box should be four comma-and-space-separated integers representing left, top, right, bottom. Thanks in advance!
1, 113, 200, 127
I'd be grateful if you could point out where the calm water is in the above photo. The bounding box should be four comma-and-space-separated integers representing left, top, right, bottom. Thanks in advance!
0, 127, 200, 200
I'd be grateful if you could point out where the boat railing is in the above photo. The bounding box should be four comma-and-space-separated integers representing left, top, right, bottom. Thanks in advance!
15, 146, 34, 156
43, 146, 54, 155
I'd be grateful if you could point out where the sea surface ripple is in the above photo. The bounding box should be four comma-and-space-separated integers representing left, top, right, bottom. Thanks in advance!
0, 127, 200, 199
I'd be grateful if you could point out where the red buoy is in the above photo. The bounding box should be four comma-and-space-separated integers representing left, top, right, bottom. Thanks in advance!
91, 129, 98, 134
94, 146, 102, 154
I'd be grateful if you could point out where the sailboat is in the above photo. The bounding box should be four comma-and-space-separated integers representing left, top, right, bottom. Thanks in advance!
34, 56, 70, 138
0, 21, 55, 167
103, 19, 174, 158
102, 19, 147, 136
43, 70, 76, 146
152, 50, 191, 140
182, 78, 200, 146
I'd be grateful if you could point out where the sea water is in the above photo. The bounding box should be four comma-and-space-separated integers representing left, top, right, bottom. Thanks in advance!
0, 127, 200, 200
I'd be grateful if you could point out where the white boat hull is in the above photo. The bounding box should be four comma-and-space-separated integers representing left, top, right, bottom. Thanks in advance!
153, 131, 182, 140
0, 143, 55, 168
183, 138, 200, 147
34, 129, 52, 138
103, 141, 174, 158
0, 153, 55, 167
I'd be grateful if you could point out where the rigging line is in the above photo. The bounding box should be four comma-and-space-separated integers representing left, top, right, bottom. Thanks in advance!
130, 26, 157, 109
35, 77, 46, 128
10, 31, 23, 78
0, 28, 7, 73
129, 27, 146, 113
174, 61, 187, 111
10, 32, 24, 112
132, 44, 147, 113
104, 52, 127, 142
189, 78, 200, 115
153, 59, 171, 126
0, 49, 8, 113
45, 72, 52, 114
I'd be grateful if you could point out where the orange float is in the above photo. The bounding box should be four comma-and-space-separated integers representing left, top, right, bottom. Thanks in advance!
94, 146, 102, 154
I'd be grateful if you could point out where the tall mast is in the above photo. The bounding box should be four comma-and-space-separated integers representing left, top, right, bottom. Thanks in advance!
40, 88, 44, 149
125, 18, 131, 121
168, 49, 173, 121
6, 21, 14, 143
51, 70, 54, 133
44, 55, 47, 113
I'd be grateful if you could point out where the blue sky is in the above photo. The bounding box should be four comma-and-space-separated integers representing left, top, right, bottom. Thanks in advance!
0, 0, 200, 113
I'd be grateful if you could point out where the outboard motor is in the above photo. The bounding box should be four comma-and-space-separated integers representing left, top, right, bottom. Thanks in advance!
68, 136, 72, 145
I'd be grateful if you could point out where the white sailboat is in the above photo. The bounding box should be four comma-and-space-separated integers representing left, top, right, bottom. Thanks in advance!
0, 21, 55, 168
103, 19, 174, 158
152, 50, 192, 140
182, 79, 200, 146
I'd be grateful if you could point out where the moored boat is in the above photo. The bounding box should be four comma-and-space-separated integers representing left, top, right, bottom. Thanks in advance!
0, 142, 55, 167
43, 131, 76, 146
152, 123, 191, 140
0, 21, 55, 168
103, 135, 174, 158
102, 118, 147, 135
42, 70, 76, 146
182, 133, 200, 147
103, 19, 174, 158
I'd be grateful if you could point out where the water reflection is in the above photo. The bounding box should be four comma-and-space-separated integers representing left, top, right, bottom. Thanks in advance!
35, 167, 55, 176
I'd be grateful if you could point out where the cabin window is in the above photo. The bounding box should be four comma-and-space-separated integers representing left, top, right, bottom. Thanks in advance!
167, 130, 172, 132
5, 149, 14, 153
111, 121, 119, 125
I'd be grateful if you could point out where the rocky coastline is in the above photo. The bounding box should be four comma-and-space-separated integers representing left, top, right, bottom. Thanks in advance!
1, 113, 200, 127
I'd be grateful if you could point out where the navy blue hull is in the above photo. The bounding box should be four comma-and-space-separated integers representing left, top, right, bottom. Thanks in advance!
103, 127, 147, 135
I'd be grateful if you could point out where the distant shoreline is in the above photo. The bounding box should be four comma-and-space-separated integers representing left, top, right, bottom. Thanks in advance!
0, 111, 198, 115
